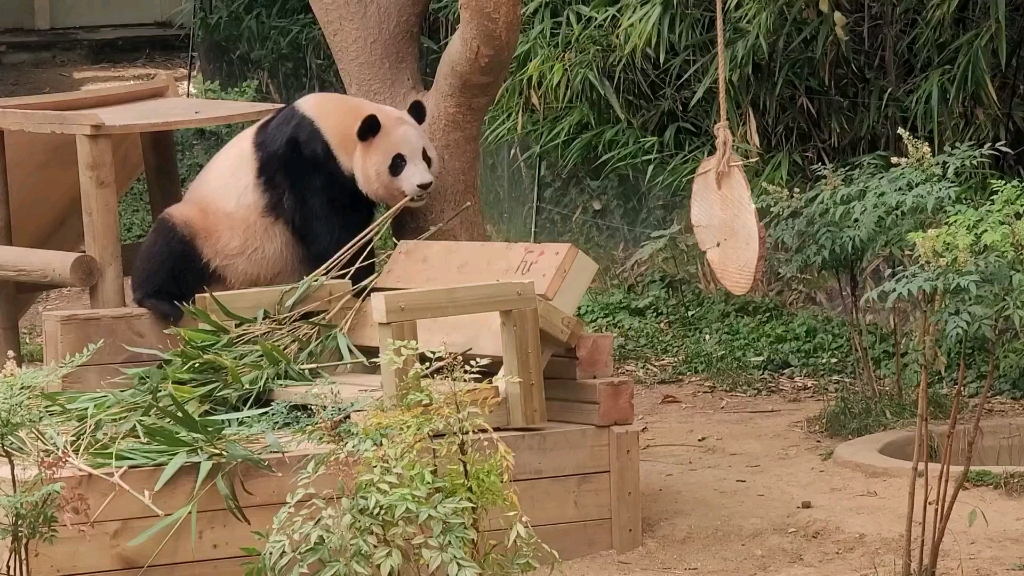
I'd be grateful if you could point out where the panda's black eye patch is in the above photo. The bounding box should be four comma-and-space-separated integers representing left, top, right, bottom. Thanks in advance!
422, 148, 432, 169
389, 153, 407, 177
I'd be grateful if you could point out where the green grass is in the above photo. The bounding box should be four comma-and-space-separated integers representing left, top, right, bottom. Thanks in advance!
813, 385, 952, 439
577, 275, 857, 386
967, 469, 1024, 497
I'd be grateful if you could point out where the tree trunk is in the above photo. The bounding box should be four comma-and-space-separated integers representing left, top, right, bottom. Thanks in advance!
309, 0, 522, 241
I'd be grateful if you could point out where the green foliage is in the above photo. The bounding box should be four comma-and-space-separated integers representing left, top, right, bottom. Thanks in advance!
967, 469, 1024, 496
578, 274, 862, 384
760, 130, 999, 284
118, 79, 257, 244
813, 384, 952, 439
0, 347, 98, 576
248, 345, 551, 576
195, 0, 341, 102
483, 0, 1023, 192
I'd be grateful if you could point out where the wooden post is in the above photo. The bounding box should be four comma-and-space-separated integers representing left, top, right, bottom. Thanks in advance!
77, 134, 126, 309
140, 131, 182, 219
0, 132, 21, 362
378, 321, 418, 398
609, 425, 642, 553
499, 307, 546, 427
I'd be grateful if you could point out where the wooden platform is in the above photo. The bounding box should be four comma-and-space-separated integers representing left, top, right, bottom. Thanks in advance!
26, 423, 642, 574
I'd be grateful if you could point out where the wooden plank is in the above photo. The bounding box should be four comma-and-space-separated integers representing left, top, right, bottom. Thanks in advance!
77, 133, 126, 308
42, 308, 177, 366
545, 377, 634, 426
370, 281, 536, 324
193, 280, 353, 321
58, 361, 154, 391
550, 250, 598, 313
43, 450, 328, 525
499, 307, 546, 427
34, 505, 277, 574
141, 130, 182, 218
0, 131, 20, 361
482, 519, 612, 563
376, 241, 580, 301
68, 557, 253, 576
494, 423, 610, 481
0, 73, 176, 111
0, 99, 281, 135
378, 320, 418, 397
484, 473, 610, 531
609, 425, 643, 553
537, 299, 583, 347
0, 246, 99, 287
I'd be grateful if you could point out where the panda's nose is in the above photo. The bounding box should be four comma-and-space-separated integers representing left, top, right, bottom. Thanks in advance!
417, 181, 433, 191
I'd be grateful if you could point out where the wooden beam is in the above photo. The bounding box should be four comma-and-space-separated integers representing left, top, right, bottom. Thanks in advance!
193, 280, 353, 321
0, 246, 99, 287
370, 281, 537, 324
0, 131, 21, 361
609, 425, 643, 553
537, 299, 583, 346
42, 307, 177, 366
499, 307, 546, 427
77, 134, 125, 308
141, 130, 182, 219
544, 377, 634, 426
378, 320, 418, 397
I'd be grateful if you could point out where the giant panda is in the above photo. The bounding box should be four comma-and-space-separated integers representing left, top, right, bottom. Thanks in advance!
130, 92, 437, 324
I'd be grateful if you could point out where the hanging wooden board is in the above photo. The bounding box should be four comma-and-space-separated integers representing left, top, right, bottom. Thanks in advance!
689, 154, 764, 295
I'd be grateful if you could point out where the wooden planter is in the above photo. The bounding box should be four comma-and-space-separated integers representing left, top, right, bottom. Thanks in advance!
29, 423, 640, 575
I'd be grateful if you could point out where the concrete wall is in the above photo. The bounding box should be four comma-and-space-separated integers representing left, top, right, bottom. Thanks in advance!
0, 0, 191, 30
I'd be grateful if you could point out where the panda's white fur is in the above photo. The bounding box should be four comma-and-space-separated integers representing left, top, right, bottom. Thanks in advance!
131, 93, 437, 323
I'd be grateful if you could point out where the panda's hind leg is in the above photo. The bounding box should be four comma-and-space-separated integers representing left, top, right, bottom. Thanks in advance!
130, 215, 218, 325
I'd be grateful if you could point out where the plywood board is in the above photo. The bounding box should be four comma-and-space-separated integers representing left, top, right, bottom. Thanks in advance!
42, 307, 178, 366
0, 98, 281, 135
377, 241, 581, 301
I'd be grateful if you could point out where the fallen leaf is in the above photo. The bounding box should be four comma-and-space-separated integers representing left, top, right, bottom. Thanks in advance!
660, 394, 683, 404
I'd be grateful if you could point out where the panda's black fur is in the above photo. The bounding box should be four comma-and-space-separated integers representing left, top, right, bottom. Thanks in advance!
132, 103, 379, 324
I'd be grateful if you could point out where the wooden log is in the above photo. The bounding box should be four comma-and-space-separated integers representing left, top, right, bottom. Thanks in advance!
140, 130, 183, 219
544, 378, 634, 426
0, 131, 21, 361
0, 246, 99, 287
77, 133, 126, 308
609, 425, 643, 552
499, 307, 546, 427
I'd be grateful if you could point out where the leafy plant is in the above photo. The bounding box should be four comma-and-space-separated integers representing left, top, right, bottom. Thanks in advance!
248, 343, 552, 576
0, 347, 98, 576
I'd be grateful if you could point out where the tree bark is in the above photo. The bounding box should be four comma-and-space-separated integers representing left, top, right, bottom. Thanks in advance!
310, 0, 522, 241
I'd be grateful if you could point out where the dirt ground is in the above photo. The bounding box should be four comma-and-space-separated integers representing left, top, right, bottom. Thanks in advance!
5, 45, 1024, 576
562, 383, 1024, 576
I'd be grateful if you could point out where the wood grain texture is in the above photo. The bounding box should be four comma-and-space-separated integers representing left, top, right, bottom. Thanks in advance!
499, 307, 546, 427
371, 281, 536, 324
77, 133, 125, 308
42, 307, 177, 366
0, 246, 99, 287
609, 425, 643, 552
0, 131, 20, 360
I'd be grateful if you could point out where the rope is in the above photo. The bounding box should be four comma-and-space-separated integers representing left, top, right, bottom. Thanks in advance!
711, 0, 733, 185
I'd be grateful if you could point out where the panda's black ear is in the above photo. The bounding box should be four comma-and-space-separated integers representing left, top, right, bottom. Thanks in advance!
407, 99, 427, 125
357, 114, 382, 142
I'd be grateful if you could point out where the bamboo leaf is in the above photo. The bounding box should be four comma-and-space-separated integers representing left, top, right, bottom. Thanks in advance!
154, 451, 189, 493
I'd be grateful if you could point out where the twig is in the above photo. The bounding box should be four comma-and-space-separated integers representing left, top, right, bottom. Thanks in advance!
642, 443, 706, 449
903, 306, 931, 576
67, 459, 165, 516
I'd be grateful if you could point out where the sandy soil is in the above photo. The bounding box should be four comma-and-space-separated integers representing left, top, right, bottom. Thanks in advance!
5, 45, 1024, 576
562, 383, 1024, 576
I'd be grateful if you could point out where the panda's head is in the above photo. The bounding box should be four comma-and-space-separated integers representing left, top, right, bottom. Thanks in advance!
353, 99, 437, 208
